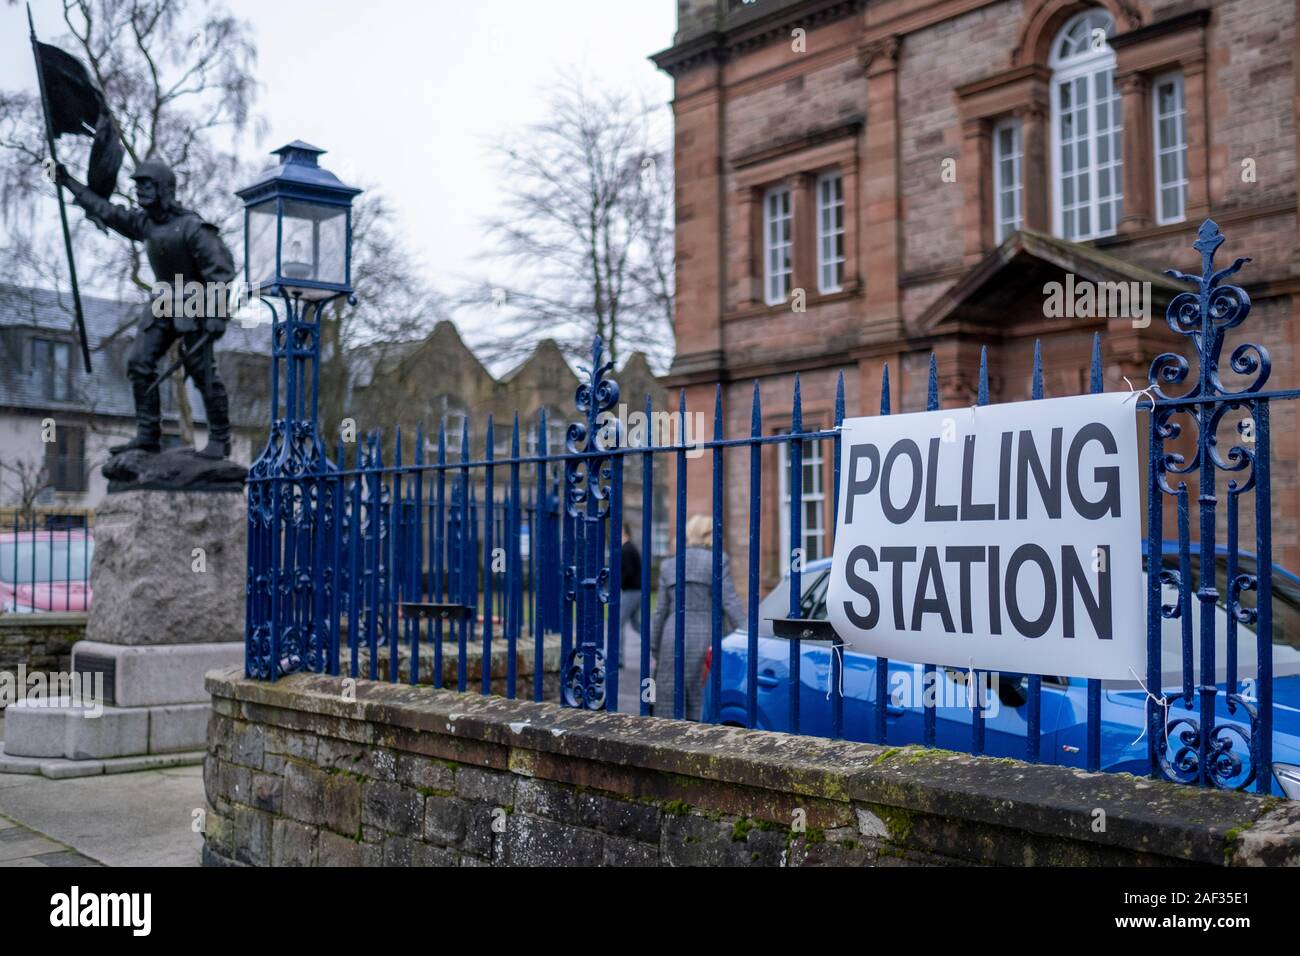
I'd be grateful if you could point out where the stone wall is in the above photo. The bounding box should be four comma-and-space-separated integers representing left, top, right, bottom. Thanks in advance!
203, 668, 1300, 867
0, 613, 84, 710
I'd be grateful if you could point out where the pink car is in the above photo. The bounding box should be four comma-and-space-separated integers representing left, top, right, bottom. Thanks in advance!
0, 529, 94, 613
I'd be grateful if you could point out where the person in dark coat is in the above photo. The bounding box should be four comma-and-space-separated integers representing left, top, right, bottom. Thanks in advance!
618, 523, 642, 669
649, 514, 744, 720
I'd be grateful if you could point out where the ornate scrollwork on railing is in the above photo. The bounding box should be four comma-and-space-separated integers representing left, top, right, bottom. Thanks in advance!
1150, 219, 1267, 401
561, 337, 621, 709
1146, 220, 1270, 792
245, 295, 338, 680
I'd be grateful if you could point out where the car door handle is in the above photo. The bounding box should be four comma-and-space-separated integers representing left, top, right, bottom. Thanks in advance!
757, 670, 780, 689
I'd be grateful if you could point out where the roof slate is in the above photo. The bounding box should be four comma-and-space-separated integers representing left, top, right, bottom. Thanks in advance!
0, 283, 270, 427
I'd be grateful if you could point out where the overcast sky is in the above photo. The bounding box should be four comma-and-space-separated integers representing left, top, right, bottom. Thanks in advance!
1, 0, 676, 339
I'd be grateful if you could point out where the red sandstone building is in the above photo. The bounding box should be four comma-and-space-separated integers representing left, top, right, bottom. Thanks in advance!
652, 0, 1300, 589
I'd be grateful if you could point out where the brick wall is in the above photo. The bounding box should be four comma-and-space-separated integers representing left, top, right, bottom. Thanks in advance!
899, 1, 1025, 281
656, 0, 1300, 574
202, 669, 1300, 867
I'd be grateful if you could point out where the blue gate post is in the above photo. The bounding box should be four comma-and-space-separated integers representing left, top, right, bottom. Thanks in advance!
245, 293, 343, 680
1148, 219, 1273, 793
561, 336, 621, 709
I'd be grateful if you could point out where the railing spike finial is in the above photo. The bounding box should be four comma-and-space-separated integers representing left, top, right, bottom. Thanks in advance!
1192, 217, 1225, 269
1152, 219, 1265, 400
792, 373, 803, 433
978, 346, 989, 406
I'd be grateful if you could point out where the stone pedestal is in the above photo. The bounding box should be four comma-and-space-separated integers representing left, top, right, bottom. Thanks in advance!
0, 488, 246, 778
86, 489, 247, 646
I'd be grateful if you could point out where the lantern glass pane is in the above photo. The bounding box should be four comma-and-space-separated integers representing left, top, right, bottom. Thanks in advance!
281, 200, 348, 297
246, 200, 278, 292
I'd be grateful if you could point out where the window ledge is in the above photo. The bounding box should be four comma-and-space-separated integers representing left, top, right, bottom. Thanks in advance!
725, 284, 862, 322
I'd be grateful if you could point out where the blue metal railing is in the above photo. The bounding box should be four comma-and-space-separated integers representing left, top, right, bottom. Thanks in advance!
245, 220, 1287, 797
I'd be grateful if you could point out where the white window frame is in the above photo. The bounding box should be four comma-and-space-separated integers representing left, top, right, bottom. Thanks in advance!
523, 408, 566, 456
1049, 10, 1123, 242
652, 515, 670, 561
32, 338, 71, 402
816, 171, 844, 294
440, 410, 468, 449
992, 119, 1023, 244
1152, 71, 1188, 226
777, 431, 826, 569
763, 185, 793, 306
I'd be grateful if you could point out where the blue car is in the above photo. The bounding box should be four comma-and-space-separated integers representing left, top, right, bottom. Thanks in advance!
702, 547, 1300, 799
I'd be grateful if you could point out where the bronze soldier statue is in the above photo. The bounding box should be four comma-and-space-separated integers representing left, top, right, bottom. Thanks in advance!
57, 159, 235, 460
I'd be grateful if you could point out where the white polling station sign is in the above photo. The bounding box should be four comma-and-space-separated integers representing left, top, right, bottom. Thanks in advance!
826, 392, 1143, 680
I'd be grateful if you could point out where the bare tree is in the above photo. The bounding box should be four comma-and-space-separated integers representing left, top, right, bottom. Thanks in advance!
0, 0, 261, 440
0, 458, 52, 525
470, 74, 674, 370
3, 1, 451, 449
316, 190, 451, 444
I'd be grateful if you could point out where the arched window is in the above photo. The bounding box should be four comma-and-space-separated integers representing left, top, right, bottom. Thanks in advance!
1050, 9, 1122, 241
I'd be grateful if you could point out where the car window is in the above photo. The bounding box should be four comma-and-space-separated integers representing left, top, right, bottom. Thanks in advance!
1142, 556, 1300, 684
1159, 552, 1300, 652
801, 570, 830, 620
0, 539, 94, 584
755, 569, 830, 634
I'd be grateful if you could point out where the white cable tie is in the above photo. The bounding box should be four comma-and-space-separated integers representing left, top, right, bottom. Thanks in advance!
1122, 375, 1158, 408
825, 639, 848, 700
1126, 665, 1171, 748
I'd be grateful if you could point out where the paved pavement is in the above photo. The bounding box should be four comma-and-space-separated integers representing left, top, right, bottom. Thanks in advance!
0, 813, 101, 867
0, 716, 206, 867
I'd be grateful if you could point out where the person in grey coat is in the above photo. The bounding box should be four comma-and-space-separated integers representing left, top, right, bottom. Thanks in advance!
649, 515, 745, 721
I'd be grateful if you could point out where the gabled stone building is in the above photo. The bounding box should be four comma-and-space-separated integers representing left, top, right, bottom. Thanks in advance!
351, 320, 669, 557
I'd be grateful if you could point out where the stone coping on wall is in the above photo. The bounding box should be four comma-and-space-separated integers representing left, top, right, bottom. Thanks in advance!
204, 668, 1300, 866
0, 612, 89, 628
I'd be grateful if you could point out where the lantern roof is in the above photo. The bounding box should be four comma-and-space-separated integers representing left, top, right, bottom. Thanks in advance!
235, 141, 361, 206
